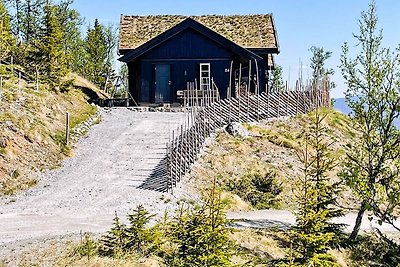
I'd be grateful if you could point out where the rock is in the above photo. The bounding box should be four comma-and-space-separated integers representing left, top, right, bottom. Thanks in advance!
225, 122, 250, 138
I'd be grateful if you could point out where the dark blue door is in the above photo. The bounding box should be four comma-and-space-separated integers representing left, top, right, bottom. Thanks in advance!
155, 64, 171, 103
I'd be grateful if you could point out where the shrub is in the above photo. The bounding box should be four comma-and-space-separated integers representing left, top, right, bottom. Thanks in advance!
226, 170, 282, 209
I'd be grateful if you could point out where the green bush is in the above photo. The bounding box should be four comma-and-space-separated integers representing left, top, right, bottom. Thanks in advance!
225, 170, 282, 209
349, 233, 400, 267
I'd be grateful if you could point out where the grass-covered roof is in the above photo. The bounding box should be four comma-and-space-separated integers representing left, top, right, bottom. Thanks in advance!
119, 15, 278, 51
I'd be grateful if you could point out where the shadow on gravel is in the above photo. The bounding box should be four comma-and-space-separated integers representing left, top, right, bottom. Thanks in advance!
138, 156, 169, 192
230, 219, 293, 230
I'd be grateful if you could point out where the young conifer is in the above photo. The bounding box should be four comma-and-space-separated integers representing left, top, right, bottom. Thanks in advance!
125, 204, 155, 254
98, 211, 127, 257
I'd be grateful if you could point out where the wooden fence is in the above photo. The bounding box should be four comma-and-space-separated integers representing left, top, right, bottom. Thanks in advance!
164, 85, 330, 193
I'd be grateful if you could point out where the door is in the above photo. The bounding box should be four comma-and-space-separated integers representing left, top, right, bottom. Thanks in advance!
155, 64, 171, 103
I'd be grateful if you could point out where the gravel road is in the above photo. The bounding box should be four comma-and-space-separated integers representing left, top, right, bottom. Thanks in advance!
1, 108, 399, 258
228, 209, 400, 237
0, 108, 189, 255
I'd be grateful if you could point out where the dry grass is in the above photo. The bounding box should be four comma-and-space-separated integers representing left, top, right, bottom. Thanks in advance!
0, 238, 164, 267
0, 76, 98, 195
187, 108, 356, 210
68, 73, 109, 99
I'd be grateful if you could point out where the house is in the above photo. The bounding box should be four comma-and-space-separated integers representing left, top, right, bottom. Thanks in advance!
118, 15, 279, 105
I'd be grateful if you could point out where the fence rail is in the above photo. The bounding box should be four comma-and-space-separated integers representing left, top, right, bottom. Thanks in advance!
164, 85, 330, 193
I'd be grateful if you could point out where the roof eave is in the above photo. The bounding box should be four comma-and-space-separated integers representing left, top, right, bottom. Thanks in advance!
270, 13, 280, 54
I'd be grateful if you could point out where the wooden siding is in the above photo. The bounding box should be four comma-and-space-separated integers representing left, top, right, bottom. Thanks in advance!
128, 28, 267, 104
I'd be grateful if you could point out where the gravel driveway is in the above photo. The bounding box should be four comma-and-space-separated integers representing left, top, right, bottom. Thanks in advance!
2, 108, 399, 258
0, 109, 188, 255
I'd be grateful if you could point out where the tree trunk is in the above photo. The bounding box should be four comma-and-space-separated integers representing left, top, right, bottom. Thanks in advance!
349, 200, 367, 240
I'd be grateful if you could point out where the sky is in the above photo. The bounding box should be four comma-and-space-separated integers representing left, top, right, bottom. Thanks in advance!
70, 0, 400, 98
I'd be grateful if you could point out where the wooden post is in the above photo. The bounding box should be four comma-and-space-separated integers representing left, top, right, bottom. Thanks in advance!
238, 63, 242, 122
65, 112, 70, 146
18, 72, 22, 92
36, 65, 39, 91
166, 142, 172, 194
0, 76, 2, 102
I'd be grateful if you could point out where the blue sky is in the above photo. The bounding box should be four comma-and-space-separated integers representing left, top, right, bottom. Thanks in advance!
71, 0, 400, 98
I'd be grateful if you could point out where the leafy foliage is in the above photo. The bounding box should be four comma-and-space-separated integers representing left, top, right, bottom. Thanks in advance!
349, 231, 400, 267
269, 64, 285, 92
340, 1, 400, 239
309, 46, 335, 89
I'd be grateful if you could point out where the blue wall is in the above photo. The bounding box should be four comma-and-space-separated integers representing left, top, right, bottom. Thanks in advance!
132, 28, 264, 103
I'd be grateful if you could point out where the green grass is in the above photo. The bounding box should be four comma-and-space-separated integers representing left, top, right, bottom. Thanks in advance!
69, 104, 97, 129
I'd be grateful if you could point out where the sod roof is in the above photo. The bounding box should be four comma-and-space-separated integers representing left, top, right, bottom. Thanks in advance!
119, 15, 278, 51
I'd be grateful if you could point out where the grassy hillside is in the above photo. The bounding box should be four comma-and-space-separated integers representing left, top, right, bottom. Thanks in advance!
0, 75, 99, 195
188, 107, 357, 211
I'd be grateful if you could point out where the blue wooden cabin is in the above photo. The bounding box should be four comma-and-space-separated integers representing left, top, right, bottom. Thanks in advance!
118, 15, 279, 105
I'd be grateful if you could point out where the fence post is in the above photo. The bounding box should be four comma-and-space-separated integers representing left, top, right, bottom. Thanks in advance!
0, 76, 2, 103
65, 112, 70, 146
18, 72, 22, 93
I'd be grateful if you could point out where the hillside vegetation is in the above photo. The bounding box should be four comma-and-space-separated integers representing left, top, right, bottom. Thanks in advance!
0, 0, 117, 195
188, 108, 356, 211
0, 75, 98, 195
1, 102, 398, 267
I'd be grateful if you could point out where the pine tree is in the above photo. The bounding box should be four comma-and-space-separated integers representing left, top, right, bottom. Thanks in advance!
53, 0, 85, 73
40, 2, 68, 90
84, 19, 116, 89
269, 64, 285, 92
168, 183, 234, 267
98, 212, 127, 257
0, 0, 15, 63
125, 205, 155, 254
286, 110, 341, 267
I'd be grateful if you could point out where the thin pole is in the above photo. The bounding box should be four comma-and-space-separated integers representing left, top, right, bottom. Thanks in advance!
0, 76, 2, 103
238, 63, 242, 122
36, 66, 39, 91
229, 60, 233, 99
18, 72, 22, 93
65, 112, 70, 146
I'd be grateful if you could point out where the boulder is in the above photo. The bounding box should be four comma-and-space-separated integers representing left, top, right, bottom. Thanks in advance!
225, 122, 250, 138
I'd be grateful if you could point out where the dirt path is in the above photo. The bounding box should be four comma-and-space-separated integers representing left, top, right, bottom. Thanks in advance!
228, 209, 400, 236
0, 109, 188, 255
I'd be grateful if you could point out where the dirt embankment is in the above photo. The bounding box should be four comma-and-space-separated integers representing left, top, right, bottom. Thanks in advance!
0, 76, 98, 195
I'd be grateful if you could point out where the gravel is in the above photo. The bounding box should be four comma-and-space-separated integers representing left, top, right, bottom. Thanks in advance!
0, 108, 191, 256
